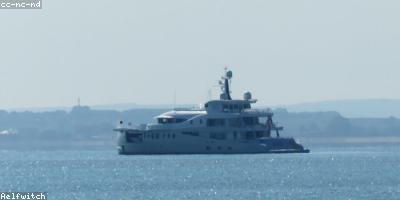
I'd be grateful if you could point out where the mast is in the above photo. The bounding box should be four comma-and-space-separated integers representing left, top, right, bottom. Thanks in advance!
219, 68, 233, 100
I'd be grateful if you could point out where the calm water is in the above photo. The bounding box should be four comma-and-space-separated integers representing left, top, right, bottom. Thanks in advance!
0, 145, 399, 200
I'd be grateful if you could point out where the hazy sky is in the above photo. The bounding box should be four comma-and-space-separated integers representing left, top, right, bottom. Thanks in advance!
1, 0, 399, 109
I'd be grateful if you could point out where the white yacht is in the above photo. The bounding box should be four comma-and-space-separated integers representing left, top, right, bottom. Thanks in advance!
114, 69, 309, 154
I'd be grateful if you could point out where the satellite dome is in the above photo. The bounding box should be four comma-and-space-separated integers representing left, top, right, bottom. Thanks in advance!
243, 91, 252, 100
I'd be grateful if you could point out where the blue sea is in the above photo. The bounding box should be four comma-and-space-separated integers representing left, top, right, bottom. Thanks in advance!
1, 145, 399, 200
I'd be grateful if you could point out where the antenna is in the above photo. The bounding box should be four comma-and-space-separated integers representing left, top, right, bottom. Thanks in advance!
77, 97, 81, 107
173, 90, 176, 109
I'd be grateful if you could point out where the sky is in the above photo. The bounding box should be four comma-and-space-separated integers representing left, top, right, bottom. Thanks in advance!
0, 0, 399, 109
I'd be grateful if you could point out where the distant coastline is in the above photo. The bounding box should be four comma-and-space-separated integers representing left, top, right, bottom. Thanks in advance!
0, 104, 399, 150
5, 98, 400, 118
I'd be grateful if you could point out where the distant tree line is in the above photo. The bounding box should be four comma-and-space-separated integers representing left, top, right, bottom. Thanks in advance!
0, 106, 399, 143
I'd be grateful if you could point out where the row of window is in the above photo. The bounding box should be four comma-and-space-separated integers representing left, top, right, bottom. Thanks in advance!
182, 131, 199, 136
209, 131, 267, 140
205, 103, 251, 112
206, 146, 232, 151
207, 117, 259, 127
158, 118, 187, 124
145, 131, 267, 140
157, 117, 260, 127
222, 103, 251, 112
143, 133, 176, 140
130, 130, 268, 143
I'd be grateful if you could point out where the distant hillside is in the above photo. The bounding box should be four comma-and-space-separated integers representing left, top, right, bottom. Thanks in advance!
278, 99, 400, 118
0, 106, 399, 139
1, 106, 399, 149
7, 99, 400, 118
6, 103, 197, 112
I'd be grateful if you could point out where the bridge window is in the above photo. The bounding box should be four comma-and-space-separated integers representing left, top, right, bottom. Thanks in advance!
222, 104, 247, 112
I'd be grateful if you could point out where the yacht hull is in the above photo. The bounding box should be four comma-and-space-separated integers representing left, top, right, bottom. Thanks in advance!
116, 130, 309, 155
117, 147, 310, 155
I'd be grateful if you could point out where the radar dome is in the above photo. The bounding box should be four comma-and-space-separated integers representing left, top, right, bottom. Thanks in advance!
243, 91, 252, 100
226, 70, 233, 79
